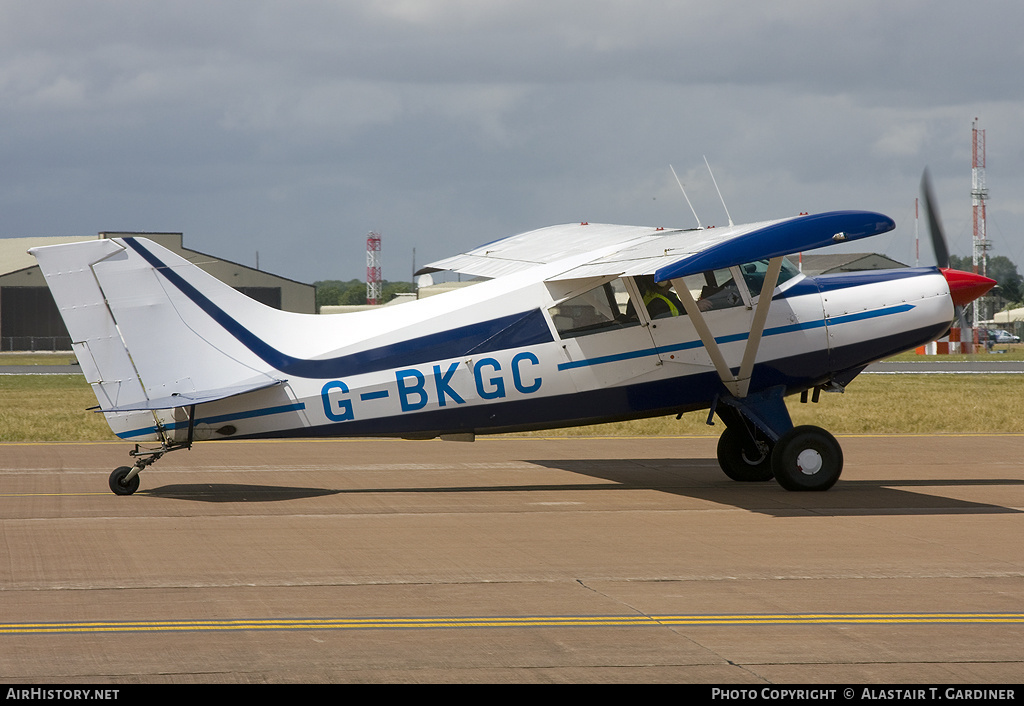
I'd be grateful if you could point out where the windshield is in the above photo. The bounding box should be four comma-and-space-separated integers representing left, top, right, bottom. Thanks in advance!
736, 258, 800, 296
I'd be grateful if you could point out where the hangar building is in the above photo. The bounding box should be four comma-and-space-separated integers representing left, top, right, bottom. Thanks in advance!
796, 253, 908, 276
0, 232, 315, 351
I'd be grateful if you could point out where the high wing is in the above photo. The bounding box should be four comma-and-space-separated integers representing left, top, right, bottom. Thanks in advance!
417, 223, 666, 279
420, 211, 896, 282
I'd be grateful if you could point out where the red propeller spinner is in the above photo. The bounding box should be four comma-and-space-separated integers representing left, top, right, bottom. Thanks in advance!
940, 268, 997, 308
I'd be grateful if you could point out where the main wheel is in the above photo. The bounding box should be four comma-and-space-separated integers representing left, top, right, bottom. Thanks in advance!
771, 425, 842, 491
717, 425, 774, 482
109, 466, 141, 496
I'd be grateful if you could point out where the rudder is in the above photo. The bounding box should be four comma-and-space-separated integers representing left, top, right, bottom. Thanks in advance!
30, 237, 285, 439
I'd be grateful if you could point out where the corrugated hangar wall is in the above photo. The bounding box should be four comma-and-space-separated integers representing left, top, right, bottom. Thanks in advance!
0, 232, 315, 351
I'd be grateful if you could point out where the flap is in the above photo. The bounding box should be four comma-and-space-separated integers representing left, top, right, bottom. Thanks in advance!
418, 223, 673, 279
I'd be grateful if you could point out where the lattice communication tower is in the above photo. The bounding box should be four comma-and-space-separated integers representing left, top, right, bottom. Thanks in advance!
366, 231, 382, 305
971, 119, 990, 329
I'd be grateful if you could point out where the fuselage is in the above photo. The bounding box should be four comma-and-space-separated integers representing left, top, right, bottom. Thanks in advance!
111, 261, 954, 444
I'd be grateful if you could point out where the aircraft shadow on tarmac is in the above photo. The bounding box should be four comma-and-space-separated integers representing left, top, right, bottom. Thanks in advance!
142, 484, 341, 502
527, 458, 1024, 517
140, 459, 1023, 517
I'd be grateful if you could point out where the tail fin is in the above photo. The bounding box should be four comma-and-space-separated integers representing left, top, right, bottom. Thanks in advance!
30, 237, 286, 437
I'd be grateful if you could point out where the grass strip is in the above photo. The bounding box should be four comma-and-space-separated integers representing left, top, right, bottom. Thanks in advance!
0, 373, 1020, 442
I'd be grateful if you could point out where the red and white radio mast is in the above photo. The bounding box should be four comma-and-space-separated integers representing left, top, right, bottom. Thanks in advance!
366, 231, 382, 305
971, 119, 990, 335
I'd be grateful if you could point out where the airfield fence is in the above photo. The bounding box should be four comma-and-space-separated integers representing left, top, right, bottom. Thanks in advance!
1, 336, 73, 352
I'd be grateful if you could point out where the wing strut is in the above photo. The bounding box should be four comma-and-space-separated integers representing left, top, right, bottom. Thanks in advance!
735, 256, 784, 397
672, 279, 735, 388
671, 256, 784, 398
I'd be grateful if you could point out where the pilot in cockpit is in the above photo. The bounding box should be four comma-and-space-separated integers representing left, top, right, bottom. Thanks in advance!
634, 275, 684, 319
696, 278, 743, 311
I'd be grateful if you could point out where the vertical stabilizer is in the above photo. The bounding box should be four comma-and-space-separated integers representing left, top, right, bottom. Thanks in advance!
30, 237, 287, 439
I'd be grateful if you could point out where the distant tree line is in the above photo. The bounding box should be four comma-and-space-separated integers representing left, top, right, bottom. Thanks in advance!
314, 279, 415, 310
948, 255, 1023, 307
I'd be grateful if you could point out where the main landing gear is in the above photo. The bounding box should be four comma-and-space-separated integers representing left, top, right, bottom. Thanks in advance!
712, 387, 844, 491
769, 425, 843, 491
716, 425, 774, 482
717, 420, 843, 491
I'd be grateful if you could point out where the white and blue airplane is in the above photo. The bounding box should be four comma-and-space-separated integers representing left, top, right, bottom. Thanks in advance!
29, 175, 994, 495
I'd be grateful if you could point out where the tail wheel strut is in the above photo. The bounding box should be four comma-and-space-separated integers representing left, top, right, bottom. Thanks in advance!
107, 405, 195, 496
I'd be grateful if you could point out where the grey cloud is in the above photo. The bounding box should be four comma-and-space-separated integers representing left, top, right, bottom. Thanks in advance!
2, 1, 1023, 281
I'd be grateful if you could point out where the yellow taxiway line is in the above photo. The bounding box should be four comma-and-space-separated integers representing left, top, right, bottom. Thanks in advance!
3, 613, 1024, 635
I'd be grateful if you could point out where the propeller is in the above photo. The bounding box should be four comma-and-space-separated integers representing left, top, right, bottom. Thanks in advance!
919, 169, 996, 347
920, 168, 950, 269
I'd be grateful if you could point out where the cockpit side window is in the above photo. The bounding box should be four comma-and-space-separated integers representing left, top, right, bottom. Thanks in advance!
667, 269, 745, 313
549, 259, 801, 337
632, 275, 685, 319
549, 279, 638, 338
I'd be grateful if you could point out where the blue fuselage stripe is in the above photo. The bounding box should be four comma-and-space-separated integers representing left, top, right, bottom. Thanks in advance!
117, 402, 307, 439
556, 304, 914, 372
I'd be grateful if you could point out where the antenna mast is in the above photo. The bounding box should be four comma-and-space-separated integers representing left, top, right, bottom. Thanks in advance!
704, 156, 734, 227
670, 165, 702, 229
971, 119, 990, 338
366, 231, 382, 305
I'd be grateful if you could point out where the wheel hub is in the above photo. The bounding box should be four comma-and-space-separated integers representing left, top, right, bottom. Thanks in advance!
796, 448, 823, 475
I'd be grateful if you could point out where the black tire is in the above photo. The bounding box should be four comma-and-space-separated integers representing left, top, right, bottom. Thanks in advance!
109, 466, 140, 496
717, 425, 774, 482
771, 425, 843, 491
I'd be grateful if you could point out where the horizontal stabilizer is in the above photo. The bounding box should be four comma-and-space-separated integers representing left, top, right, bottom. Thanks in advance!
103, 378, 286, 412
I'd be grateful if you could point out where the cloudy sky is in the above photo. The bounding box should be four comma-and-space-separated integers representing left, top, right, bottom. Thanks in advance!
2, 1, 1023, 284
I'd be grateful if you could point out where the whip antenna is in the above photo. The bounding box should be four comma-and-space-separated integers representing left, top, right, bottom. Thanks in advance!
704, 156, 734, 227
670, 164, 702, 229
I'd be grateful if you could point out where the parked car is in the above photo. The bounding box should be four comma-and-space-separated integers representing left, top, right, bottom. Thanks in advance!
988, 329, 1021, 344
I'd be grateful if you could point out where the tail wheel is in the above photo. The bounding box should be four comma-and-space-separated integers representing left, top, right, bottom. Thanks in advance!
717, 425, 774, 482
771, 425, 843, 491
109, 466, 141, 496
